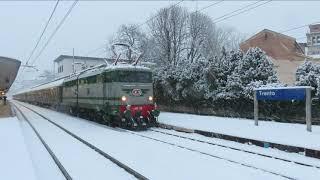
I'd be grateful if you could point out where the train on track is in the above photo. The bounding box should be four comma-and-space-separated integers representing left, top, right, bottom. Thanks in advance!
13, 62, 160, 130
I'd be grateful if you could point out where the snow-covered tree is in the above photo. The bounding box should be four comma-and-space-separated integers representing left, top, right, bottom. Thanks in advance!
110, 24, 149, 62
226, 47, 278, 99
296, 60, 320, 96
148, 6, 188, 66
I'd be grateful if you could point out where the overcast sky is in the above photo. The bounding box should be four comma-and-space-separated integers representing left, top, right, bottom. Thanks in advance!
1, 1, 319, 81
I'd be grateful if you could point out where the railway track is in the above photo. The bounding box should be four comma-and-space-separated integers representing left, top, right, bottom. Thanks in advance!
13, 102, 148, 180
13, 103, 72, 180
150, 128, 320, 169
125, 129, 297, 180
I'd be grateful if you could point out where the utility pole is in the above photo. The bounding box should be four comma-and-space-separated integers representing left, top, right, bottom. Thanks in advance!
106, 44, 108, 59
73, 48, 75, 73
254, 90, 258, 126
306, 88, 312, 132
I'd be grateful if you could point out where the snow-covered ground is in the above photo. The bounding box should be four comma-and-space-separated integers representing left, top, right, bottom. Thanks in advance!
0, 117, 37, 180
18, 113, 66, 180
12, 101, 320, 179
151, 128, 320, 168
159, 112, 320, 150
139, 129, 320, 180
16, 104, 136, 180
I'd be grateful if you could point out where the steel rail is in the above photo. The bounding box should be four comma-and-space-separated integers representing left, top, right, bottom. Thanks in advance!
12, 103, 73, 180
15, 102, 148, 180
126, 130, 297, 180
151, 128, 320, 169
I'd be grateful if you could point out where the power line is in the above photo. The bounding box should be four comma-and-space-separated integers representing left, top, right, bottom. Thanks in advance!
295, 36, 307, 41
17, 0, 60, 81
211, 0, 262, 22
213, 0, 272, 24
25, 0, 60, 66
280, 21, 320, 33
30, 0, 79, 66
195, 0, 224, 13
83, 44, 106, 57
136, 0, 185, 29
86, 0, 269, 57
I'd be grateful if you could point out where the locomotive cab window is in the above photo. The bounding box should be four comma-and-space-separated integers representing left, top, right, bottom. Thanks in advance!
104, 72, 112, 82
112, 71, 152, 83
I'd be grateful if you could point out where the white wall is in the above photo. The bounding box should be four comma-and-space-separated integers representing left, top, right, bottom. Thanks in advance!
55, 57, 105, 77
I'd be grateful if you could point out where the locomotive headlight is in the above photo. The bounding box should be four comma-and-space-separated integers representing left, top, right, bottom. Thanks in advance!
121, 96, 127, 102
148, 96, 153, 101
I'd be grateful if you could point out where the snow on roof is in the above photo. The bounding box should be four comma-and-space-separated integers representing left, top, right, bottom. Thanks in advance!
254, 86, 313, 90
65, 63, 151, 81
15, 63, 152, 94
53, 55, 109, 62
104, 64, 151, 71
15, 78, 65, 94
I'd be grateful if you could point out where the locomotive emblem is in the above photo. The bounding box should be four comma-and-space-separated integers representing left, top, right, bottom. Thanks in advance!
132, 89, 142, 96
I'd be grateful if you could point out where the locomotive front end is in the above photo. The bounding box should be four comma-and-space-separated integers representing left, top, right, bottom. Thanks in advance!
105, 67, 159, 130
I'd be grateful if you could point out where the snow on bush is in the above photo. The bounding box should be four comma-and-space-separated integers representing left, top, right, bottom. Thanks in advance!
154, 47, 280, 106
296, 60, 320, 97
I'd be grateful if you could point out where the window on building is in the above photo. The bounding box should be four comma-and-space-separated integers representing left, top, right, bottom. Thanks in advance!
58, 65, 63, 73
312, 36, 316, 44
317, 36, 320, 43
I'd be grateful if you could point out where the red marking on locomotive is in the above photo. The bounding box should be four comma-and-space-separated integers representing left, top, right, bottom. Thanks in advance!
119, 104, 155, 118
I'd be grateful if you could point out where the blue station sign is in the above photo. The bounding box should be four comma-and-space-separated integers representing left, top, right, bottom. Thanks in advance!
256, 88, 306, 101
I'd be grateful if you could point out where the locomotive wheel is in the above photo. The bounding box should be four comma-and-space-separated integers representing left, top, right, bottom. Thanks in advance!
69, 107, 74, 115
128, 118, 138, 130
102, 114, 111, 126
138, 118, 147, 131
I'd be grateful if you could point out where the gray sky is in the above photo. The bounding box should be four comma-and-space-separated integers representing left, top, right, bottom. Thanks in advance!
1, 1, 319, 81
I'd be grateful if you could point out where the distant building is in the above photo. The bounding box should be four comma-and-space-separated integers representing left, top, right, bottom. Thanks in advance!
54, 55, 113, 77
305, 24, 320, 59
240, 29, 306, 85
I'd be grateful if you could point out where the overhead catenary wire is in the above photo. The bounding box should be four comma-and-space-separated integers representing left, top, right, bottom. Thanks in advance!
213, 0, 272, 24
18, 0, 60, 80
83, 44, 106, 57
279, 21, 320, 33
136, 0, 185, 29
85, 0, 271, 57
211, 0, 262, 22
194, 0, 224, 13
25, 0, 60, 66
30, 0, 79, 66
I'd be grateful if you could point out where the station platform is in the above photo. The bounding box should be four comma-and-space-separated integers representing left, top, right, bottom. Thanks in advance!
0, 116, 37, 179
158, 112, 320, 159
0, 103, 13, 118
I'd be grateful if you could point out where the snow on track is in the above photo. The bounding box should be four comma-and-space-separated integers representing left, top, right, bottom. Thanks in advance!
17, 113, 66, 180
151, 128, 320, 168
13, 101, 296, 180
15, 103, 136, 180
135, 129, 320, 180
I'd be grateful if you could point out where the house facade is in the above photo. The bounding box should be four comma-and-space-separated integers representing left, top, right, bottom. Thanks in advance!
240, 29, 306, 85
54, 55, 113, 77
305, 24, 320, 59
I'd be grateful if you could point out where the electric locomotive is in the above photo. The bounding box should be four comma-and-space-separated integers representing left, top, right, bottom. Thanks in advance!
62, 63, 159, 129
